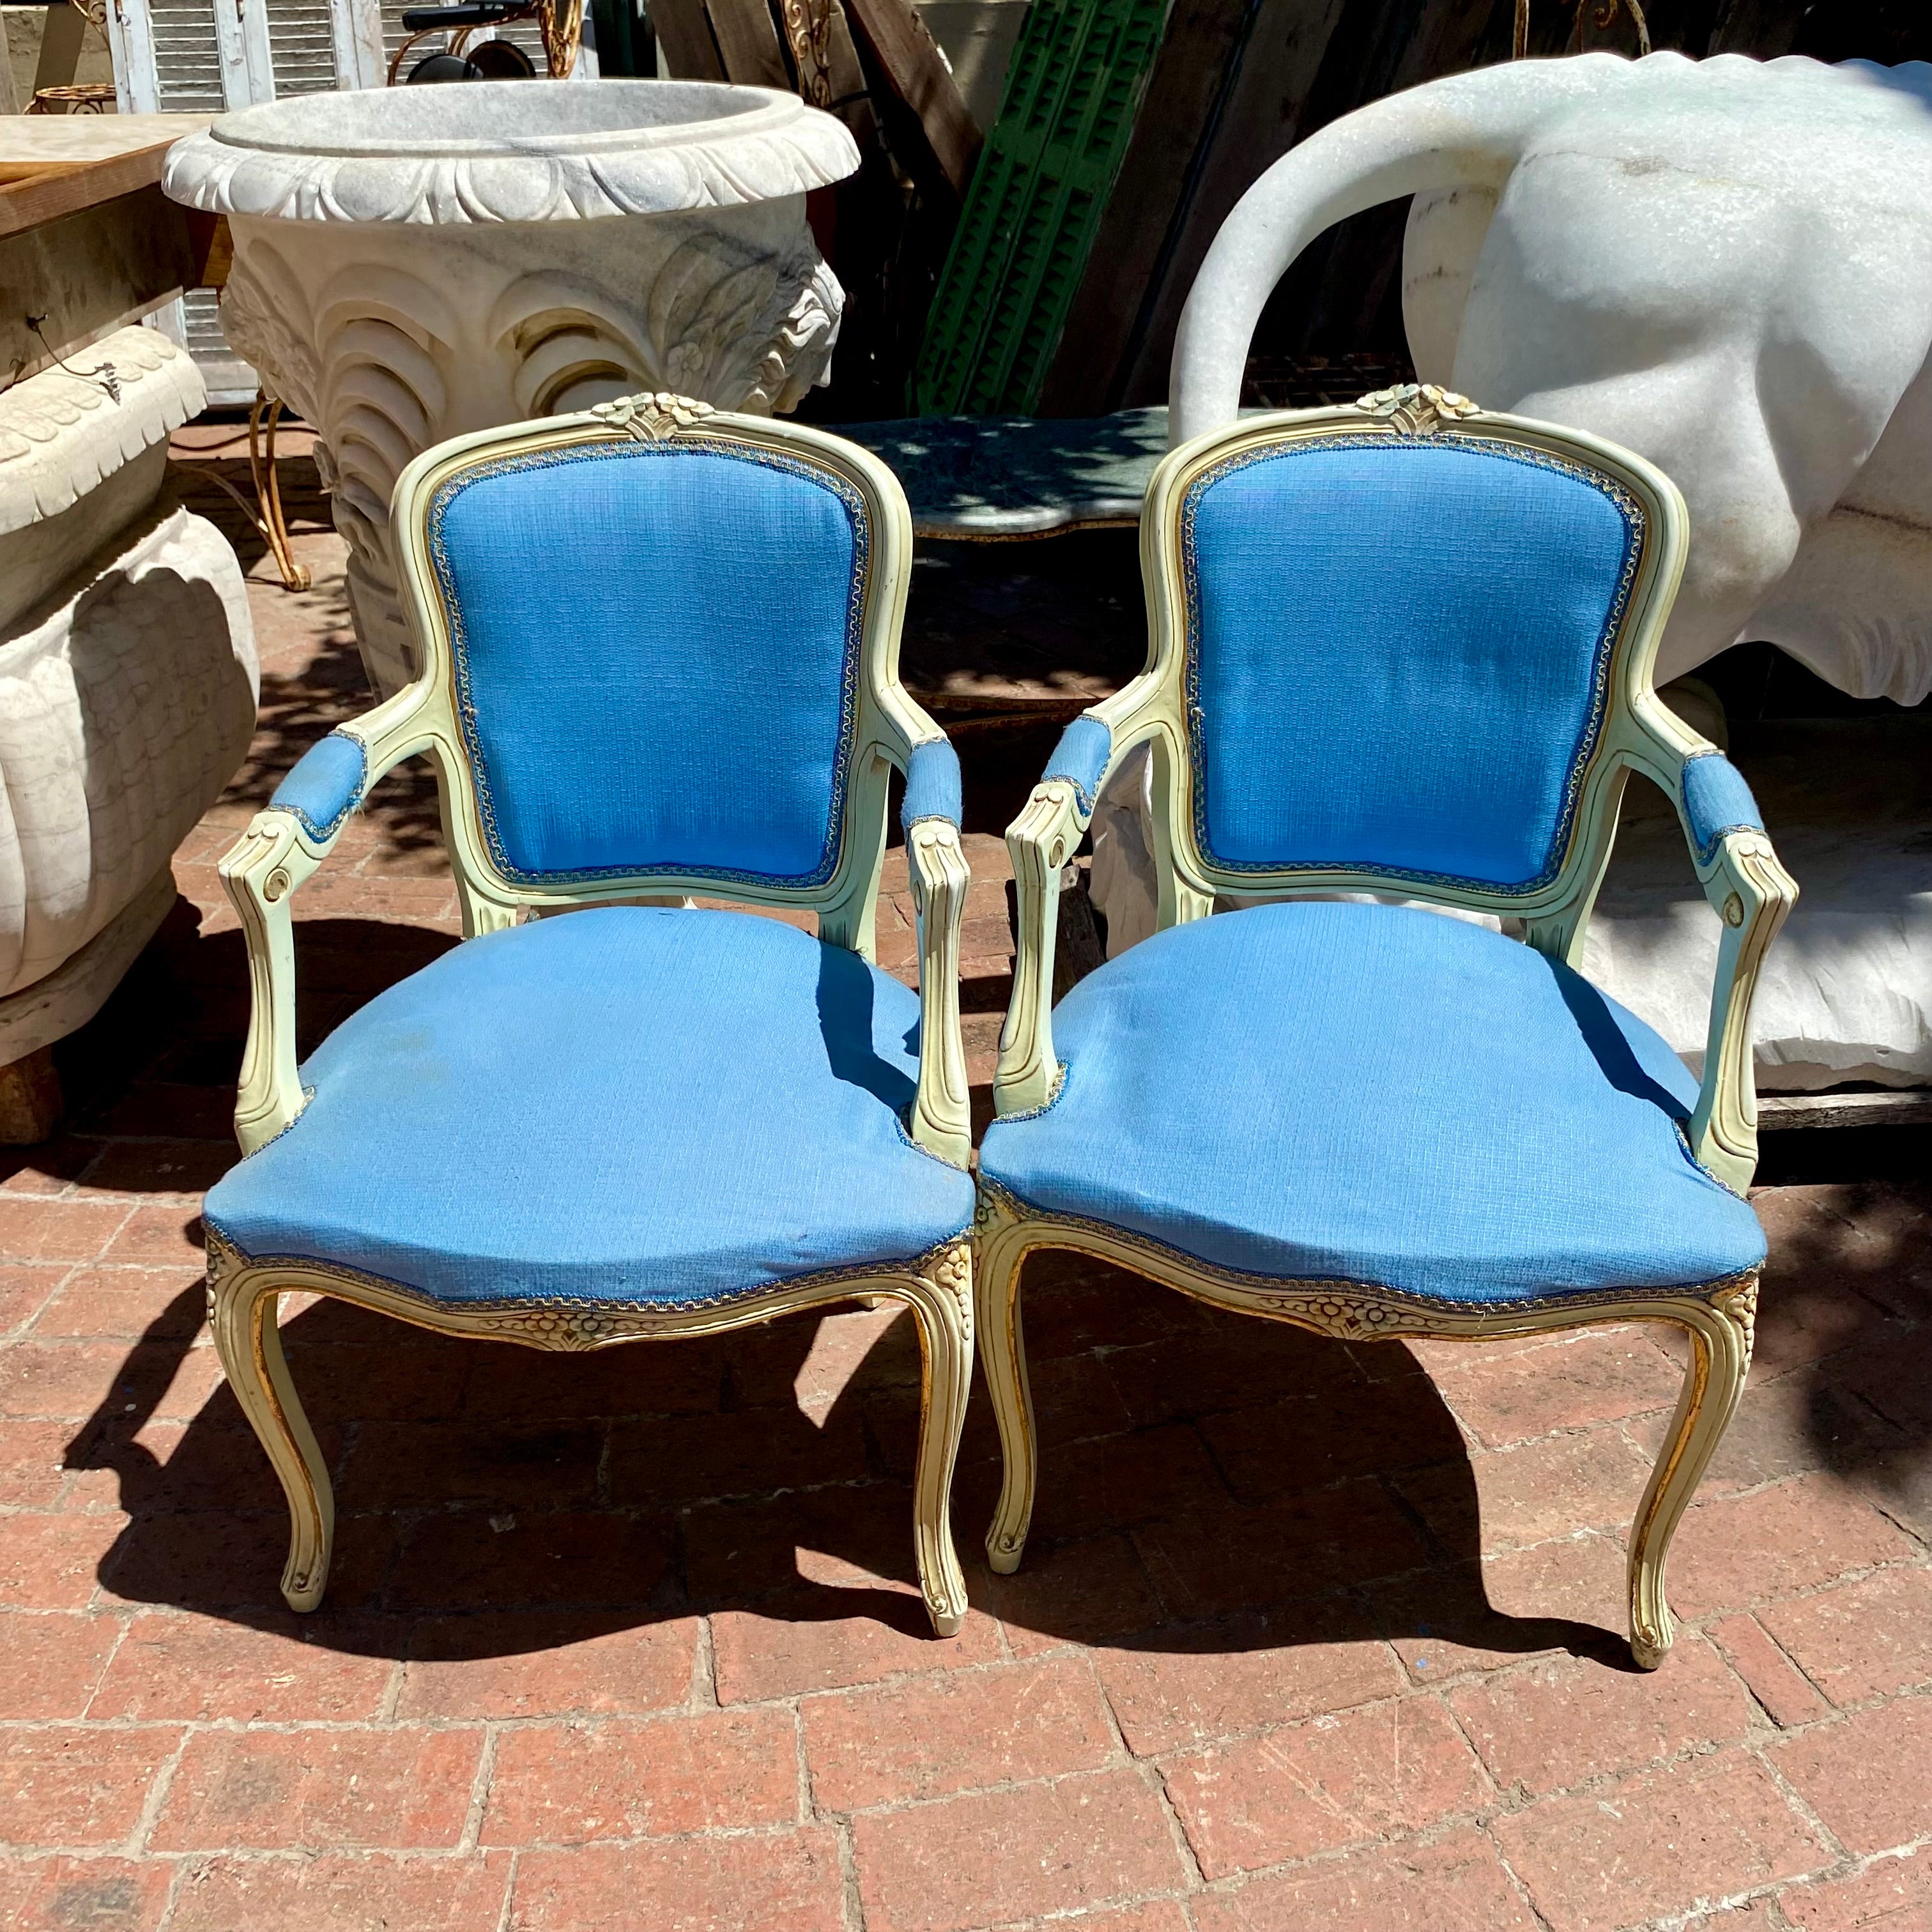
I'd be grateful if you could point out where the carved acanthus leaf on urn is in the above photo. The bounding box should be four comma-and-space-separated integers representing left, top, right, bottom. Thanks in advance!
216, 243, 322, 426
648, 233, 843, 416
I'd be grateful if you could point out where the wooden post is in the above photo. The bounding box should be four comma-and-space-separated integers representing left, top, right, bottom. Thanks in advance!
0, 1049, 62, 1147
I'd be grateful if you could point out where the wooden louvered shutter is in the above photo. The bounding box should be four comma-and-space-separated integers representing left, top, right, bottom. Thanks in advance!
266, 0, 348, 93
107, 0, 387, 399
377, 0, 558, 80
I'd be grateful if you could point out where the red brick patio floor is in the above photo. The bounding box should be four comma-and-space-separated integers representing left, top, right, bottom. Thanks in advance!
1, 441, 1929, 1931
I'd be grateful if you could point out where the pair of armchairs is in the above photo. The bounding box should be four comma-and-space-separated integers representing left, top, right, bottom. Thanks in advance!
202, 385, 1793, 1668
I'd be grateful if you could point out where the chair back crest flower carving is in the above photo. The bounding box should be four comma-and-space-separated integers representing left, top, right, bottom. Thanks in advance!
589, 392, 720, 441
1351, 382, 1482, 436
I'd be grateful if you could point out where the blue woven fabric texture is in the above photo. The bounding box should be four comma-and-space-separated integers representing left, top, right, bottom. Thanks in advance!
1043, 714, 1112, 814
433, 443, 861, 885
901, 736, 963, 829
1185, 440, 1637, 889
1682, 751, 1764, 863
270, 732, 367, 843
980, 901, 1762, 1301
204, 907, 976, 1305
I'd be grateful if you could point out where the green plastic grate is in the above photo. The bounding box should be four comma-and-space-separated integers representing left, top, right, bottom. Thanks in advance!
913, 0, 1171, 416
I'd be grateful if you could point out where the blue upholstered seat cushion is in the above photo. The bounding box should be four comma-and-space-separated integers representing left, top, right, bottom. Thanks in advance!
980, 901, 1763, 1302
203, 908, 975, 1306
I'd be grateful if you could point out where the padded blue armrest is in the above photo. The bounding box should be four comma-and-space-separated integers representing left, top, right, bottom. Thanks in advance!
1043, 714, 1112, 816
1681, 751, 1763, 865
901, 735, 962, 831
270, 731, 368, 843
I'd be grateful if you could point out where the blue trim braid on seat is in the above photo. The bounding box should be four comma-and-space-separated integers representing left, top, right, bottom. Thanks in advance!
203, 907, 976, 1308
1181, 436, 1643, 893
427, 440, 868, 890
1681, 751, 1764, 865
979, 901, 1763, 1304
902, 736, 963, 831
1043, 715, 1112, 817
270, 732, 367, 843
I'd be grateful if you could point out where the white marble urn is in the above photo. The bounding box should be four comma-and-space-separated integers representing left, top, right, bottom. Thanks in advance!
164, 80, 859, 696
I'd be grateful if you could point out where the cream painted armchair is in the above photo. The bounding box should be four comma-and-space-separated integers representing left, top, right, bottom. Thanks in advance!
974, 387, 1797, 1669
203, 394, 977, 1636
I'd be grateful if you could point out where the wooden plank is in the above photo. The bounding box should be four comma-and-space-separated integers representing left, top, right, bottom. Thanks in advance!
186, 211, 234, 291
0, 185, 201, 379
330, 0, 389, 87
1108, 0, 1351, 406
841, 0, 981, 201
0, 140, 180, 241
31, 0, 91, 94
1706, 0, 1803, 55
1037, 0, 1253, 415
647, 0, 729, 79
822, 1, 871, 110
1758, 1089, 1932, 1132
702, 0, 792, 86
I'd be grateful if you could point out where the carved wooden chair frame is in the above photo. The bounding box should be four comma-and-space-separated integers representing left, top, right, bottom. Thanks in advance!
979, 385, 1798, 1666
209, 393, 976, 1636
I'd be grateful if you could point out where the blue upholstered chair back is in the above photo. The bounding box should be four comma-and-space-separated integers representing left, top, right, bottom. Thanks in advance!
1180, 434, 1643, 894
423, 436, 868, 890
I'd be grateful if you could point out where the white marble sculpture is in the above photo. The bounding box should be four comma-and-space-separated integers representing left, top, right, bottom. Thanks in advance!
1083, 54, 1932, 1093
165, 80, 859, 699
0, 328, 259, 1130
1173, 52, 1932, 708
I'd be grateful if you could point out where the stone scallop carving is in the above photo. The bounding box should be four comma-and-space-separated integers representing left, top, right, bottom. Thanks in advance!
0, 330, 258, 1067
0, 509, 258, 1011
0, 328, 206, 632
165, 83, 859, 698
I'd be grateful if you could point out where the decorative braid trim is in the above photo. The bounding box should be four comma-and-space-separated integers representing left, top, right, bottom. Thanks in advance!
1682, 749, 1761, 866
973, 1177, 1759, 1328
1177, 433, 1645, 897
203, 1216, 974, 1340
269, 731, 367, 844
425, 436, 868, 893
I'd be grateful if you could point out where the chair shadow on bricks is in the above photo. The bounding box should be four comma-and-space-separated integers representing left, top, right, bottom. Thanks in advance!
1739, 1180, 1932, 1542
42, 916, 463, 1165
66, 1234, 1665, 1675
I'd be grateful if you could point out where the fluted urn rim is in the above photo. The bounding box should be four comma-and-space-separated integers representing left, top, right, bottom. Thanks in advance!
162, 79, 860, 227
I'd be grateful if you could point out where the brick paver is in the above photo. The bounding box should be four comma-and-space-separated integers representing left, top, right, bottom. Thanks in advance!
0, 444, 1926, 1926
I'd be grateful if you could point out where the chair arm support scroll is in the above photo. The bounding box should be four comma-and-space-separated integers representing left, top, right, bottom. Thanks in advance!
994, 712, 1116, 1117
1684, 817, 1797, 1193
901, 735, 972, 1168
220, 684, 441, 1156
1621, 719, 1798, 1192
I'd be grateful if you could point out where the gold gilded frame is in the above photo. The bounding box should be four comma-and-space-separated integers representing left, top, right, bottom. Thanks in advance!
210, 394, 974, 1636
980, 387, 1796, 1667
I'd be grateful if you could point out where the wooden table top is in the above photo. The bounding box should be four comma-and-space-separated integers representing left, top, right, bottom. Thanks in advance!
0, 114, 213, 238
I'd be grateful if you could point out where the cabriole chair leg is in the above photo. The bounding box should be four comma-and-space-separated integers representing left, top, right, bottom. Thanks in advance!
207, 1271, 335, 1613
901, 1244, 976, 1636
1626, 1280, 1758, 1668
972, 1196, 1039, 1575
